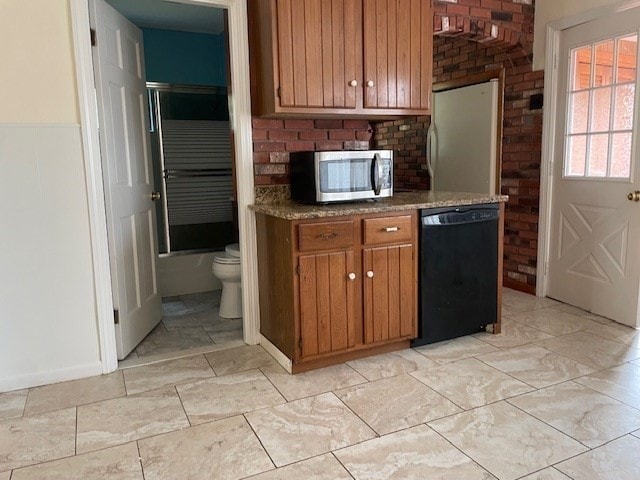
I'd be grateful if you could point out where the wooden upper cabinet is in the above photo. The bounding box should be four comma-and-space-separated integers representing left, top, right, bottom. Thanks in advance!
248, 0, 432, 117
276, 0, 361, 109
363, 0, 433, 110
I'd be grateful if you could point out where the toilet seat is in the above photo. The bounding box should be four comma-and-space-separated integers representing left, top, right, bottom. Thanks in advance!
213, 253, 241, 265
225, 243, 240, 258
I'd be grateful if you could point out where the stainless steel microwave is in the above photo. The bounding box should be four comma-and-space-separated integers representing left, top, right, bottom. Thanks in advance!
290, 150, 393, 204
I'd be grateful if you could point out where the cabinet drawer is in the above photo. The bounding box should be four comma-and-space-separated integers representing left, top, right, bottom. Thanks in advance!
363, 215, 413, 245
298, 220, 354, 252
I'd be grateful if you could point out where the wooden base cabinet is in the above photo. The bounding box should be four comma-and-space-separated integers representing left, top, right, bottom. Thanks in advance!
248, 0, 433, 118
256, 211, 418, 372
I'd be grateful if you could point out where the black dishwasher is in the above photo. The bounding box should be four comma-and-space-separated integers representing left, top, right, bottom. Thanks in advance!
411, 204, 499, 347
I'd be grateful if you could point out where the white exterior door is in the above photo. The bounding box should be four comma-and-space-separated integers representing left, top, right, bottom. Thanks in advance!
547, 9, 640, 328
90, 0, 162, 358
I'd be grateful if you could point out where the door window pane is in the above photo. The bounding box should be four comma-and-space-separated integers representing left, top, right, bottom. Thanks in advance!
617, 35, 638, 83
564, 33, 637, 180
610, 132, 633, 177
613, 84, 635, 130
591, 87, 612, 132
572, 46, 592, 91
569, 91, 590, 134
567, 135, 587, 176
594, 41, 615, 87
588, 134, 609, 177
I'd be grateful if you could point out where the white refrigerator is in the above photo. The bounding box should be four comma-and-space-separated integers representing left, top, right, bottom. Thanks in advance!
428, 80, 501, 194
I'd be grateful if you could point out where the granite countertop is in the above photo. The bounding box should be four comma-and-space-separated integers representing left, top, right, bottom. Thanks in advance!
250, 191, 508, 220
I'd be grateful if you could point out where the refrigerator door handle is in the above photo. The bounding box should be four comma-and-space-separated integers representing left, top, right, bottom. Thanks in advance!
426, 122, 437, 183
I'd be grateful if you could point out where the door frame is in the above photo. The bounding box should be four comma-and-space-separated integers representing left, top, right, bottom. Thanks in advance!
70, 0, 258, 374
537, 0, 640, 298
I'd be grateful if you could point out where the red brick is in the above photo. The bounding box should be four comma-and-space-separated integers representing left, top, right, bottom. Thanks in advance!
284, 119, 314, 129
343, 119, 371, 130
329, 130, 356, 140
299, 130, 328, 140
315, 140, 343, 151
285, 141, 315, 151
268, 129, 299, 141
252, 118, 283, 129
314, 119, 344, 129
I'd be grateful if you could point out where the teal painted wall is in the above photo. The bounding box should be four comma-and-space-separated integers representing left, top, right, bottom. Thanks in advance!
142, 28, 227, 86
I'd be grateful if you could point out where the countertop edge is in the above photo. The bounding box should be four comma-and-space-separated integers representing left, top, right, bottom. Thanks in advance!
249, 192, 509, 220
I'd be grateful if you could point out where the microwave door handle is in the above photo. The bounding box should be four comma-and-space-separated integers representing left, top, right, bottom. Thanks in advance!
372, 153, 382, 195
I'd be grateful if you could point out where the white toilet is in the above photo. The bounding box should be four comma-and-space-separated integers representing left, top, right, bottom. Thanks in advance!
212, 243, 242, 318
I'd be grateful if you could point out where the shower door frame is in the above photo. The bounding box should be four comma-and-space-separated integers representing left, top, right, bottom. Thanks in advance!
70, 0, 260, 374
147, 81, 233, 255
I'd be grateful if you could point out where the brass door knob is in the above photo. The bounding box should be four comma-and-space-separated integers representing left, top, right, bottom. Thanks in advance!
366, 80, 375, 87
366, 270, 374, 278
628, 191, 640, 202
348, 272, 356, 281
349, 80, 358, 87
151, 191, 161, 201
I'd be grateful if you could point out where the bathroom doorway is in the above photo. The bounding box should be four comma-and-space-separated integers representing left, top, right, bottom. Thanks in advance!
90, 0, 244, 367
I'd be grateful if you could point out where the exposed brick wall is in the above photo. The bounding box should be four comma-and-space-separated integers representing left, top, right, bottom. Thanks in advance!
374, 0, 542, 293
374, 117, 431, 190
252, 119, 373, 185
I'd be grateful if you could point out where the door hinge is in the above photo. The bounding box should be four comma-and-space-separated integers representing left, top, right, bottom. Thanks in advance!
113, 309, 120, 325
90, 28, 97, 47
298, 338, 303, 350
277, 87, 281, 98
296, 264, 300, 275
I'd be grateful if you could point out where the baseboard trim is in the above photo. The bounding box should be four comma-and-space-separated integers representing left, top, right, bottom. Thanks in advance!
0, 361, 103, 393
504, 277, 536, 295
259, 334, 292, 373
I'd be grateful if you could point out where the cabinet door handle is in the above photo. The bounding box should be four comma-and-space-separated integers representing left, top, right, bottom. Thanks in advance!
384, 226, 399, 232
348, 272, 356, 281
366, 270, 374, 278
318, 232, 338, 240
349, 80, 358, 87
366, 80, 375, 87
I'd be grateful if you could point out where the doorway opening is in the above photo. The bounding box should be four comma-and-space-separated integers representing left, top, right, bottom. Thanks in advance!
92, 0, 244, 367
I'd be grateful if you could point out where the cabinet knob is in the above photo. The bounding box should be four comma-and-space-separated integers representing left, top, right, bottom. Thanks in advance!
366, 80, 375, 87
349, 80, 358, 87
348, 272, 356, 281
366, 270, 374, 278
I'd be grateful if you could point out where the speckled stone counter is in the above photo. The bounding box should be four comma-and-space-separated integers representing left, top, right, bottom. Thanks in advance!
250, 191, 508, 220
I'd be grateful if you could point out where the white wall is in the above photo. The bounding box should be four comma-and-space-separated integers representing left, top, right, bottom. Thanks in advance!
0, 126, 102, 391
533, 0, 628, 70
159, 254, 222, 297
0, 0, 103, 391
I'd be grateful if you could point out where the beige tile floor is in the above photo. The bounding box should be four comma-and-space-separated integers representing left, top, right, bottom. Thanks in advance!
122, 290, 244, 365
1, 288, 640, 479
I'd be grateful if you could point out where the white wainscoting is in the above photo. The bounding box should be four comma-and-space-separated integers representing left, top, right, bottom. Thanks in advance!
0, 124, 103, 392
159, 253, 222, 297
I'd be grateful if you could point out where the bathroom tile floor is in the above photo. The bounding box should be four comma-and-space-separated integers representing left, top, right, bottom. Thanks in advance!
120, 290, 244, 367
2, 289, 640, 479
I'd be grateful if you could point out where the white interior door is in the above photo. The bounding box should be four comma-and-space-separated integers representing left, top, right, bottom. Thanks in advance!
90, 0, 162, 358
430, 81, 499, 194
547, 9, 640, 328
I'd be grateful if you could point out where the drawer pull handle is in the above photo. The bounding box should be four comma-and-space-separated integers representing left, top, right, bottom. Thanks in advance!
348, 272, 356, 281
384, 227, 399, 232
318, 232, 338, 240
366, 270, 374, 278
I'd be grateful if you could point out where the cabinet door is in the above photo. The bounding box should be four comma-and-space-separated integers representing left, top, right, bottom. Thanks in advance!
362, 0, 432, 110
363, 244, 415, 343
276, 0, 361, 109
298, 250, 358, 358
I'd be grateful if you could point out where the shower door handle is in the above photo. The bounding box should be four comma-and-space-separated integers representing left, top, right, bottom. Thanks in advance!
151, 191, 161, 201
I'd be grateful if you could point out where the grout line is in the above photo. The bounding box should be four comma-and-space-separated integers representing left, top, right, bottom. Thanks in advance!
329, 451, 356, 479
136, 441, 146, 480
426, 424, 497, 478
242, 413, 277, 471
173, 385, 192, 428
74, 407, 78, 456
